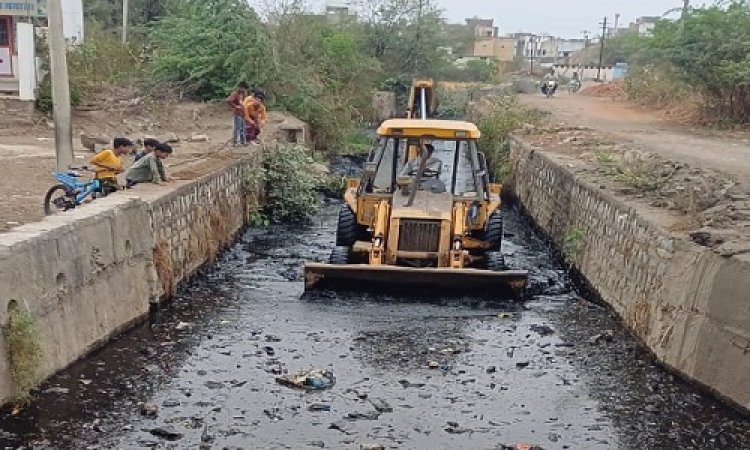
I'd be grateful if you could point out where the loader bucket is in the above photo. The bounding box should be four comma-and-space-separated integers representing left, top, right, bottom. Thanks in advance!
304, 263, 528, 299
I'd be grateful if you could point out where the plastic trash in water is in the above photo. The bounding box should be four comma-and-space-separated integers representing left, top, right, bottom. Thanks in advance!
276, 368, 336, 391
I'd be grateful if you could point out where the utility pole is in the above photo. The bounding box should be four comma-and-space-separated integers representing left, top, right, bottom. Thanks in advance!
597, 17, 607, 82
122, 0, 129, 43
529, 37, 536, 75
682, 0, 690, 19
48, 0, 74, 171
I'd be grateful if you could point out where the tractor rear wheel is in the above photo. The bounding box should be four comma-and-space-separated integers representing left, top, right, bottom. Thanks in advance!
336, 205, 366, 246
483, 211, 503, 251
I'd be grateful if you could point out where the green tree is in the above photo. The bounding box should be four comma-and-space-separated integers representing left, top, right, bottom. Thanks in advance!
651, 2, 750, 121
149, 0, 275, 100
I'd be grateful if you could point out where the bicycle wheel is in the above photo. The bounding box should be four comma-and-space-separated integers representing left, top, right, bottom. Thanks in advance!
44, 185, 76, 215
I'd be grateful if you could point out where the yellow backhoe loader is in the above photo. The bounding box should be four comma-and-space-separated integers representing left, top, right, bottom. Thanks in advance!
304, 79, 527, 297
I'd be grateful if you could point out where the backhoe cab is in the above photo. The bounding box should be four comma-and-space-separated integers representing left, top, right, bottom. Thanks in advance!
304, 118, 528, 298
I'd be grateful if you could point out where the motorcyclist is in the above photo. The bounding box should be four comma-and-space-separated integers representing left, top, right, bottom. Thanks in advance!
542, 69, 559, 96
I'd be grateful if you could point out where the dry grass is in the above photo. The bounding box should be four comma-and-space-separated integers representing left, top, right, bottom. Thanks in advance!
153, 241, 175, 298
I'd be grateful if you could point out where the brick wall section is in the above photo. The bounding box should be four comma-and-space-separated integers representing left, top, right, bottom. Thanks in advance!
148, 153, 261, 295
510, 137, 750, 411
0, 153, 263, 404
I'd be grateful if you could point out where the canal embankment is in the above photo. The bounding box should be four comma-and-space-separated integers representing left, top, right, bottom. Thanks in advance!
0, 150, 264, 405
509, 136, 750, 412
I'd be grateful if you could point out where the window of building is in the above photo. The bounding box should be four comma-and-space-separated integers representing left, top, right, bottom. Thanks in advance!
0, 19, 9, 47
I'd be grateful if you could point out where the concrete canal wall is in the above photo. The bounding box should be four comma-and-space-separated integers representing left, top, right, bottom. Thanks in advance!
509, 138, 750, 411
0, 152, 262, 404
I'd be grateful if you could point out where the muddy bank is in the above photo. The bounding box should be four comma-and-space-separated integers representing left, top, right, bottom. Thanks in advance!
2, 201, 749, 449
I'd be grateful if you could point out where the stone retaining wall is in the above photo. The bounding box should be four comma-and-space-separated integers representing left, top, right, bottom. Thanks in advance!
0, 154, 262, 404
510, 137, 750, 411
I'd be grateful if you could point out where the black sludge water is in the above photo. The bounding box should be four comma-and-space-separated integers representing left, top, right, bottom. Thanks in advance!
2, 203, 750, 450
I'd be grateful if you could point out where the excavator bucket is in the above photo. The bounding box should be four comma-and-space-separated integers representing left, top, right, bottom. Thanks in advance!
304, 263, 528, 299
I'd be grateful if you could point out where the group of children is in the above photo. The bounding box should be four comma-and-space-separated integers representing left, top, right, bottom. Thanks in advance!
227, 81, 267, 147
89, 137, 174, 193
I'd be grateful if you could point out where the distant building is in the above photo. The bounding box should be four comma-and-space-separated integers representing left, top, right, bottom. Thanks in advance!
631, 16, 659, 36
465, 17, 498, 38
460, 17, 515, 63
0, 0, 83, 100
325, 1, 356, 24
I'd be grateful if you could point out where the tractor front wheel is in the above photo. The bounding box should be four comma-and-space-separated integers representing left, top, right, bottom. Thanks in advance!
336, 205, 367, 246
329, 246, 350, 264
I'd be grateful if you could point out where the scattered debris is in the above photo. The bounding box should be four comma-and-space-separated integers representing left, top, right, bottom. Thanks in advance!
43, 387, 70, 395
139, 403, 159, 417
149, 427, 183, 441
345, 411, 380, 421
398, 379, 426, 388
308, 403, 332, 412
175, 321, 192, 330
530, 324, 555, 336
444, 421, 473, 434
276, 368, 336, 391
204, 381, 225, 390
368, 398, 393, 413
360, 444, 385, 450
588, 330, 615, 345
263, 408, 284, 422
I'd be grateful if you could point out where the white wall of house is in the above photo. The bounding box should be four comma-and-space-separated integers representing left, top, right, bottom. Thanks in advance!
16, 21, 35, 100
0, 0, 82, 99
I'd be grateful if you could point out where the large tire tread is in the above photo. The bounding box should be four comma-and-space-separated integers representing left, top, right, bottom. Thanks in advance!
336, 205, 366, 247
486, 251, 506, 271
329, 246, 350, 264
484, 211, 503, 252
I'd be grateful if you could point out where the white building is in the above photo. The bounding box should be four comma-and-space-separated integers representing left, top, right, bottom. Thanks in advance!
631, 16, 658, 36
0, 0, 83, 100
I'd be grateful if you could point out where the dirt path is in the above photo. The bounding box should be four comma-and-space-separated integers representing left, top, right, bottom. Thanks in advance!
0, 101, 299, 233
521, 93, 750, 186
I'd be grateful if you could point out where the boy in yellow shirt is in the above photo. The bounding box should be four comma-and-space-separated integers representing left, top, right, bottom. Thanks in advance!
90, 137, 134, 194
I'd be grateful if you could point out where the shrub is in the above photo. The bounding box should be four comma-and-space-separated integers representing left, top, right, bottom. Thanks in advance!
259, 144, 321, 224
472, 95, 543, 181
5, 301, 43, 402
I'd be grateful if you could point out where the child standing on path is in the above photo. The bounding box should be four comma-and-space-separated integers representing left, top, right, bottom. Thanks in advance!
227, 81, 250, 146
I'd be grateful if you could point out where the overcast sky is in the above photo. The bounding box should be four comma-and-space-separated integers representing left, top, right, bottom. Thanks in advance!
436, 0, 720, 38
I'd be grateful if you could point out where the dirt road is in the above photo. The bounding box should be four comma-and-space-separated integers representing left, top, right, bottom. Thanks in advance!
0, 101, 298, 233
521, 93, 750, 186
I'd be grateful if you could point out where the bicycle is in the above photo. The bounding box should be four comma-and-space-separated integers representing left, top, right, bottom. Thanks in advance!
43, 166, 117, 215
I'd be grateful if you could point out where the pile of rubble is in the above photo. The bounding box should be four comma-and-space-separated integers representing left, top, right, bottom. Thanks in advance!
579, 81, 627, 99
